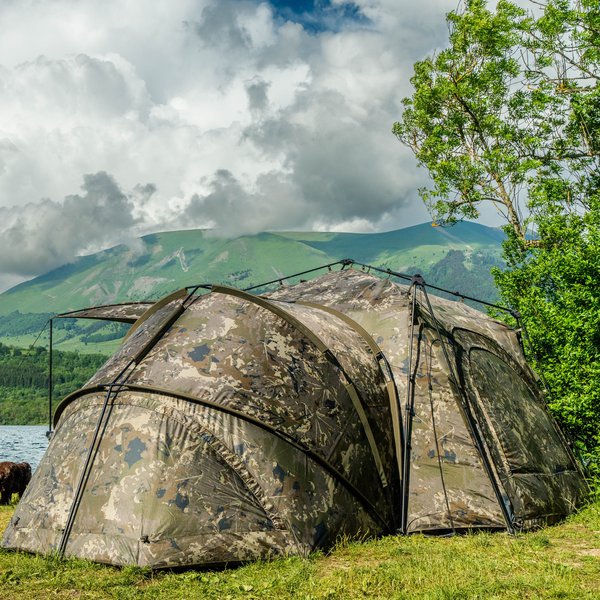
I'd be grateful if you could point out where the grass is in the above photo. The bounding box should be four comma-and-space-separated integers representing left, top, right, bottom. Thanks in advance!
1, 498, 599, 599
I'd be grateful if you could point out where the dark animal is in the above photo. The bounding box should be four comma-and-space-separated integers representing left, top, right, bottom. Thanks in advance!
0, 462, 32, 505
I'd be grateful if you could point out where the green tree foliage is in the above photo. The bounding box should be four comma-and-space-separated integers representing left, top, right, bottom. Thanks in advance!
394, 0, 600, 471
0, 343, 107, 425
495, 207, 600, 465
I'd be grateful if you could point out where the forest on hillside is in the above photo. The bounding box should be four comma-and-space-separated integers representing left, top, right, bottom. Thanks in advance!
0, 343, 107, 425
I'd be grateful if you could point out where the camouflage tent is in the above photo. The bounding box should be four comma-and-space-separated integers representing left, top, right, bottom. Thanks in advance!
2, 269, 587, 568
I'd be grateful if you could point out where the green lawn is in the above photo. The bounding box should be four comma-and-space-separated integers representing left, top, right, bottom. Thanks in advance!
1, 497, 599, 599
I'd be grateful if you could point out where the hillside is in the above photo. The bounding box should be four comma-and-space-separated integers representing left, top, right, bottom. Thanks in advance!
0, 221, 505, 351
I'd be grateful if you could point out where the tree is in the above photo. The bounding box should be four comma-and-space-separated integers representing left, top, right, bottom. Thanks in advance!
394, 0, 600, 473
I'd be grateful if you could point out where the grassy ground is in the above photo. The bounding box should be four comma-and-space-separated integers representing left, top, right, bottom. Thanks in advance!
1, 499, 599, 599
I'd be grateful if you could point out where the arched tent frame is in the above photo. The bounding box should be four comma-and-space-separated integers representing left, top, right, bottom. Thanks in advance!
46, 258, 519, 440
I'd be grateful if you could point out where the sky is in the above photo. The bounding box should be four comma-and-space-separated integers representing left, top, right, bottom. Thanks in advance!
0, 0, 465, 292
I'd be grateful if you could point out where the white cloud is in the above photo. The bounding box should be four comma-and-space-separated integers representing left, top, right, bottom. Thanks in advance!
0, 172, 138, 277
0, 0, 460, 290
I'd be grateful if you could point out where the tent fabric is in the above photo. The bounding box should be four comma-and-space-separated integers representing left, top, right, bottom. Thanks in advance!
1, 269, 587, 567
54, 302, 154, 324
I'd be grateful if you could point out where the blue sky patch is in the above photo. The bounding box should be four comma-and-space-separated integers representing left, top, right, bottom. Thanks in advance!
270, 0, 369, 33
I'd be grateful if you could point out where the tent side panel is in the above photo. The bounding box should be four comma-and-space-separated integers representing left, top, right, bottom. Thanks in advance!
1, 399, 103, 556
275, 301, 397, 500
109, 392, 384, 559
196, 401, 383, 552
405, 329, 505, 532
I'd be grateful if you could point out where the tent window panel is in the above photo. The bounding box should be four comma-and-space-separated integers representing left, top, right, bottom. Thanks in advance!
468, 348, 572, 476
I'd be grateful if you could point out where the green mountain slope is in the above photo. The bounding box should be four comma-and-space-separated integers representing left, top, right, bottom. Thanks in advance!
280, 219, 504, 266
0, 221, 505, 351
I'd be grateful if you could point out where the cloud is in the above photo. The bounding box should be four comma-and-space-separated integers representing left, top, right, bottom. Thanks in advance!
245, 77, 271, 114
180, 168, 308, 236
0, 172, 139, 276
0, 0, 458, 289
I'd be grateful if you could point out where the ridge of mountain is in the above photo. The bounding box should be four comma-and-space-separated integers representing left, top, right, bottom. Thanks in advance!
0, 221, 506, 351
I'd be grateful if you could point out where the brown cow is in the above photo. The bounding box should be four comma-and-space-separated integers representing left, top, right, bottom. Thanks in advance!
0, 462, 32, 505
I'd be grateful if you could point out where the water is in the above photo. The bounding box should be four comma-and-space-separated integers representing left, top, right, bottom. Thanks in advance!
0, 425, 49, 471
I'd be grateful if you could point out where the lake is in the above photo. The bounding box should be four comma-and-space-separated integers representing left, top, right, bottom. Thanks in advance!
0, 425, 49, 471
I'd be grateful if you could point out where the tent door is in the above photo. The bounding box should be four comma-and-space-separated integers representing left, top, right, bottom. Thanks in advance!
454, 328, 581, 528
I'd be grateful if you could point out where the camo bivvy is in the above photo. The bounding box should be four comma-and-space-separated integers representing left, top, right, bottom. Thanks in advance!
2, 269, 587, 567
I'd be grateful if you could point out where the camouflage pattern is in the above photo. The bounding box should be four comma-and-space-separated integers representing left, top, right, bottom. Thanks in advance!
2, 269, 587, 567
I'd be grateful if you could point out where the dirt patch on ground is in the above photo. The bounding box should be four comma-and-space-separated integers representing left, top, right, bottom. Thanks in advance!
577, 548, 600, 557
318, 555, 387, 573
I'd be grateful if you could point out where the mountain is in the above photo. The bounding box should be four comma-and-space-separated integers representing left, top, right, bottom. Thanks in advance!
0, 221, 506, 352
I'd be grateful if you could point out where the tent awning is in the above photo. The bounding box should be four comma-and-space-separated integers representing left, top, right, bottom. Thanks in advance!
54, 302, 154, 323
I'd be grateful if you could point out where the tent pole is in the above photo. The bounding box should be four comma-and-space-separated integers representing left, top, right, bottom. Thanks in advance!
401, 282, 420, 534
57, 383, 118, 557
47, 319, 53, 438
